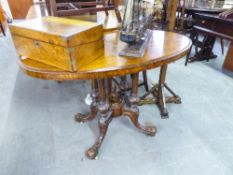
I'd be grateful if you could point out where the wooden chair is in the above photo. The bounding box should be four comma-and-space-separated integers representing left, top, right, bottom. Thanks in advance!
46, 0, 121, 22
185, 26, 225, 66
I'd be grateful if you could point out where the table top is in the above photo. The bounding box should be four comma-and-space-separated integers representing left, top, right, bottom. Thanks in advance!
185, 0, 233, 13
18, 30, 192, 80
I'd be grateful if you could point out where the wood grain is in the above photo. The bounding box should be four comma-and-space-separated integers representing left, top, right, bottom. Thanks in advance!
9, 17, 103, 47
9, 17, 104, 71
7, 0, 33, 19
26, 3, 120, 32
18, 30, 192, 80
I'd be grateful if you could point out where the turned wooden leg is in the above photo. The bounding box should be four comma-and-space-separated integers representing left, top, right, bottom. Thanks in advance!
0, 22, 5, 36
123, 73, 156, 136
120, 76, 128, 91
86, 79, 113, 159
185, 45, 192, 66
142, 71, 149, 91
113, 0, 122, 23
158, 65, 169, 118
107, 78, 112, 100
75, 79, 98, 123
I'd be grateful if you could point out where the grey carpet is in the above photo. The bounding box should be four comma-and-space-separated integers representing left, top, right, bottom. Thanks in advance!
0, 30, 233, 175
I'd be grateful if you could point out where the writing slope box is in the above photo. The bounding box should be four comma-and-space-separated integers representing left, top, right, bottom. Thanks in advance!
9, 16, 104, 72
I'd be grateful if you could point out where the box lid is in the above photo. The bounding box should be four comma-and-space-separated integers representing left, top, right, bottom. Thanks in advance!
9, 16, 103, 47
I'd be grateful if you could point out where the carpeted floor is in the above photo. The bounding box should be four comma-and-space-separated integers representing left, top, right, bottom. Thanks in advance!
0, 30, 233, 175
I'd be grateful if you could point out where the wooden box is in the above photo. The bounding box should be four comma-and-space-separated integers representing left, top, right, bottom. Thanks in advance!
9, 16, 104, 72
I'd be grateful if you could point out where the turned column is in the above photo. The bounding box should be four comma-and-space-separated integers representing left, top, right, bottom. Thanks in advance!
75, 79, 98, 122
123, 73, 156, 136
86, 79, 113, 159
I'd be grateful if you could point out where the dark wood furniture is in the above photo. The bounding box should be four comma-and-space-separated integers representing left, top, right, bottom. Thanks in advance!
175, 0, 233, 32
46, 0, 121, 22
17, 30, 191, 159
185, 0, 233, 15
185, 13, 233, 72
27, 2, 120, 31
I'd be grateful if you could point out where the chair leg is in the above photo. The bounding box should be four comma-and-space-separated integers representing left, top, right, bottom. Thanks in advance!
185, 45, 192, 66
0, 22, 5, 36
114, 8, 122, 23
194, 34, 199, 54
103, 0, 109, 16
112, 0, 121, 22
185, 30, 198, 66
220, 38, 224, 54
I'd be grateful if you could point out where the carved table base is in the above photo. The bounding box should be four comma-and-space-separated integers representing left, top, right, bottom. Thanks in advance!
139, 65, 181, 118
75, 73, 156, 159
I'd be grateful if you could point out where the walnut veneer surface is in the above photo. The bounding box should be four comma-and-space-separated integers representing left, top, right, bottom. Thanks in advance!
19, 30, 192, 80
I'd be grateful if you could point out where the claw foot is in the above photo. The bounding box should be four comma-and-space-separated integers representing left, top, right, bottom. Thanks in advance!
145, 126, 157, 136
74, 113, 86, 123
74, 111, 96, 123
86, 147, 98, 160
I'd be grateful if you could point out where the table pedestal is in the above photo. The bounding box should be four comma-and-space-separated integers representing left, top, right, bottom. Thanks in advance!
75, 73, 156, 159
139, 65, 181, 118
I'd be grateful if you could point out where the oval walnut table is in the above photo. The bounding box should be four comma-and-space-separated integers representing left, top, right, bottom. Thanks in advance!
18, 30, 192, 159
